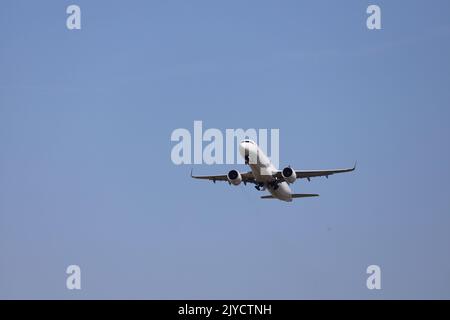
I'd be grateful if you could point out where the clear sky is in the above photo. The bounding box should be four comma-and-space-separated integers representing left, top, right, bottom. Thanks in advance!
1, 0, 450, 299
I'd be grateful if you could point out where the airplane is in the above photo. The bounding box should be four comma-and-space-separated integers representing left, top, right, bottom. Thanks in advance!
191, 139, 355, 202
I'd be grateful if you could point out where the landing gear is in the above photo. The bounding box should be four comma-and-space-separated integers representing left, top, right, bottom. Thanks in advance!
255, 183, 264, 191
245, 155, 250, 165
255, 181, 279, 191
268, 181, 279, 190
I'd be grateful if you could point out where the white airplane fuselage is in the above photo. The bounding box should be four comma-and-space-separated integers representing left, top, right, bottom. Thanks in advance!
239, 140, 293, 202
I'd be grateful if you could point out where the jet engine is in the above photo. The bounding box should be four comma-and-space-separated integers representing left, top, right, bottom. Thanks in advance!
227, 169, 242, 186
282, 167, 296, 184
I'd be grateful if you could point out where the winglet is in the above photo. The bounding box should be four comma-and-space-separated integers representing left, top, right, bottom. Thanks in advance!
353, 161, 357, 170
190, 168, 194, 178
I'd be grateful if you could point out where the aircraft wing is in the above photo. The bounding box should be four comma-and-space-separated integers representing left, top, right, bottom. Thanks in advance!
274, 163, 356, 181
191, 170, 256, 184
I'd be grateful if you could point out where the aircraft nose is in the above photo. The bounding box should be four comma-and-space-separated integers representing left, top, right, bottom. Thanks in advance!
239, 141, 247, 156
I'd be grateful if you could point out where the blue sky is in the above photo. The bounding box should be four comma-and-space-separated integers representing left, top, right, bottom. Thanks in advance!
1, 0, 450, 299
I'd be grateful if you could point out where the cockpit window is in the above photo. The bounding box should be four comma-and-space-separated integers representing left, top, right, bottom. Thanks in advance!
243, 140, 254, 144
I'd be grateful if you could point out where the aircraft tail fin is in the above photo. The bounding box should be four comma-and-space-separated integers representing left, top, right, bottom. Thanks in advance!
261, 193, 319, 199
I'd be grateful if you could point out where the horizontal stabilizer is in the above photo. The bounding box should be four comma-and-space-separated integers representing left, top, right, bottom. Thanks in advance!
261, 193, 319, 199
